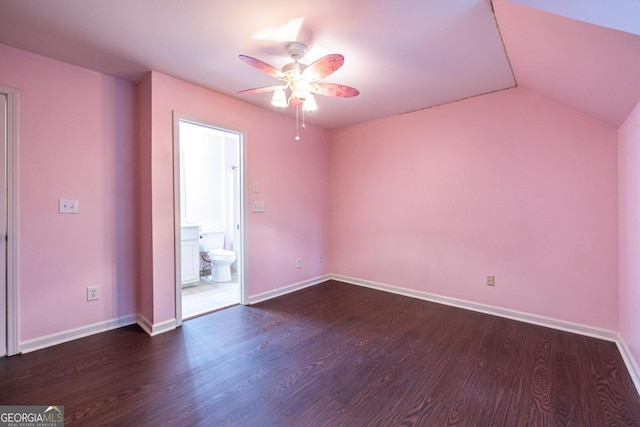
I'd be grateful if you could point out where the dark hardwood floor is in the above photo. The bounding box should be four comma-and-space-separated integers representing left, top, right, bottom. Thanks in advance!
2, 280, 639, 426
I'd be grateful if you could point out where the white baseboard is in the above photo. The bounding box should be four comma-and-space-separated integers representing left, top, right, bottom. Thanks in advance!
15, 274, 326, 353
332, 274, 618, 341
331, 274, 640, 397
136, 314, 176, 336
616, 335, 640, 396
14, 273, 640, 399
19, 314, 138, 354
248, 274, 331, 305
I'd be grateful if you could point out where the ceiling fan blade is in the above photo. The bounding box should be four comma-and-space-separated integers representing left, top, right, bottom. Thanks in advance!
239, 55, 285, 79
311, 82, 360, 98
302, 54, 344, 80
237, 85, 287, 95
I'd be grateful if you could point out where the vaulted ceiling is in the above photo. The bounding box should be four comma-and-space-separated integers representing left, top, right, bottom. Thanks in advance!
0, 0, 638, 128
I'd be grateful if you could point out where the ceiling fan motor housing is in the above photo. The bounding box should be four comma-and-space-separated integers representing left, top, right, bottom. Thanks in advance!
285, 42, 307, 60
283, 61, 307, 77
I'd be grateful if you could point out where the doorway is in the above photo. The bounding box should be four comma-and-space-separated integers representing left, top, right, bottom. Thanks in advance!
173, 114, 245, 323
0, 92, 6, 356
0, 85, 17, 356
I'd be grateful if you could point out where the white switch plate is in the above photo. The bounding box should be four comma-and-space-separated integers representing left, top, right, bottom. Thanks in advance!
59, 198, 79, 214
252, 201, 265, 213
252, 182, 260, 193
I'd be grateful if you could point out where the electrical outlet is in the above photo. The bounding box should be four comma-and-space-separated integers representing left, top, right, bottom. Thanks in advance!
87, 286, 100, 301
487, 276, 495, 287
319, 256, 323, 264
296, 258, 302, 269
252, 201, 265, 213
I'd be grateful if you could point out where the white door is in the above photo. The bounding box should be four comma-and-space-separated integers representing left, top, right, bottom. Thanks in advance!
0, 93, 7, 357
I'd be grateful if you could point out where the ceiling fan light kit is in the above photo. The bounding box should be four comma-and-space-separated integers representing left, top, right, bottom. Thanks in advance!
271, 89, 288, 108
238, 42, 359, 140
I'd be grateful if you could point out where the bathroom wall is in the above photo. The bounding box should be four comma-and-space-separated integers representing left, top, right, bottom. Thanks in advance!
619, 98, 640, 369
179, 121, 227, 230
143, 71, 331, 326
225, 135, 239, 251
0, 43, 138, 342
329, 86, 618, 330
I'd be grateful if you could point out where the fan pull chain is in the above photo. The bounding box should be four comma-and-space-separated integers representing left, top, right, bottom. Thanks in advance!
295, 104, 300, 141
302, 108, 306, 130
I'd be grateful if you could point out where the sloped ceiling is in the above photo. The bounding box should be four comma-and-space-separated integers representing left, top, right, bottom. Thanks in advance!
0, 0, 638, 128
509, 0, 640, 36
494, 0, 640, 127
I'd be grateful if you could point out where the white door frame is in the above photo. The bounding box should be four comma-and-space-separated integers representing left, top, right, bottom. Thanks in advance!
1, 85, 19, 356
172, 111, 247, 326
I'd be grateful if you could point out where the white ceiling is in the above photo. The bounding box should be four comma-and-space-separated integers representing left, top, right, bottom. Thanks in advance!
0, 0, 515, 129
0, 0, 638, 128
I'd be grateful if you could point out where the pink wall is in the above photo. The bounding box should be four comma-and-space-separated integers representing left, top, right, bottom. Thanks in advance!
145, 72, 330, 324
493, 0, 640, 128
619, 99, 640, 367
0, 42, 330, 342
137, 73, 153, 321
0, 44, 138, 341
329, 87, 618, 329
0, 41, 626, 348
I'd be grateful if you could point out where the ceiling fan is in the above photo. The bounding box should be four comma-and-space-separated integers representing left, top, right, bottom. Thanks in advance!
237, 42, 359, 140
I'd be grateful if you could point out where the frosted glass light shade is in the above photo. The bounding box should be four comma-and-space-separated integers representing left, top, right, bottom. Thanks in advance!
271, 89, 288, 108
302, 93, 317, 112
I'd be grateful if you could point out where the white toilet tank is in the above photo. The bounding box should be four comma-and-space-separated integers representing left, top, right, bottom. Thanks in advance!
199, 229, 225, 252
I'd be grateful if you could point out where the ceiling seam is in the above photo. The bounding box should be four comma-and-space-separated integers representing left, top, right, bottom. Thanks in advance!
490, 0, 518, 88
397, 86, 514, 117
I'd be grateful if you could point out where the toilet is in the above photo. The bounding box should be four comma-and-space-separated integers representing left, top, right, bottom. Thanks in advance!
199, 229, 236, 282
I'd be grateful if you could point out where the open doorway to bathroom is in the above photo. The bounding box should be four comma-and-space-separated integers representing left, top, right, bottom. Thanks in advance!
173, 115, 244, 322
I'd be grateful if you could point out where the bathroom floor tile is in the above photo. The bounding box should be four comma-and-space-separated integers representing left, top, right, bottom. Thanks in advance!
182, 277, 240, 320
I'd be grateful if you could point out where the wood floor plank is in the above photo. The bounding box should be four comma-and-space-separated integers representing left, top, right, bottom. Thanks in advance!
1, 280, 639, 426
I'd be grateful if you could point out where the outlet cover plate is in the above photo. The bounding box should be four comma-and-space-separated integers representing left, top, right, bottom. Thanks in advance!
252, 201, 265, 213
59, 198, 79, 214
87, 286, 99, 301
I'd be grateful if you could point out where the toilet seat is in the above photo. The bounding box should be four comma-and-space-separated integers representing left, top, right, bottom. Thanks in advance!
208, 249, 235, 260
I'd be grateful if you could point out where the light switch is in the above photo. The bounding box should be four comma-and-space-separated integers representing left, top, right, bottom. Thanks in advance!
59, 198, 79, 214
252, 201, 265, 213
252, 182, 260, 193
